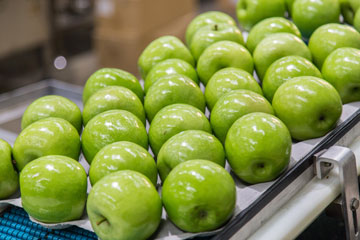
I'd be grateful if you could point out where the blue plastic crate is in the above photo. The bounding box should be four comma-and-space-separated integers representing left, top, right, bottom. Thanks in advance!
0, 206, 98, 240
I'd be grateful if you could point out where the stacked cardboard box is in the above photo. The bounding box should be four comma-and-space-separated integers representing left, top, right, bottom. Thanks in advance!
0, 0, 49, 58
216, 0, 237, 18
93, 0, 197, 77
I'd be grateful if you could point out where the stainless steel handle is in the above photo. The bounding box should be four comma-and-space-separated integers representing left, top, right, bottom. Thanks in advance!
315, 146, 360, 240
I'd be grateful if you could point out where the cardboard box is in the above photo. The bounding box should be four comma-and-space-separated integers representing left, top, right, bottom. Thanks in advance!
94, 12, 195, 77
216, 0, 237, 17
0, 0, 49, 58
95, 0, 196, 34
94, 31, 148, 76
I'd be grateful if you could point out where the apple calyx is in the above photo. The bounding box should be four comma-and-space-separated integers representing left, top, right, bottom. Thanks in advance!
252, 161, 268, 177
256, 162, 265, 169
198, 210, 208, 219
352, 86, 360, 93
318, 114, 326, 122
194, 206, 208, 219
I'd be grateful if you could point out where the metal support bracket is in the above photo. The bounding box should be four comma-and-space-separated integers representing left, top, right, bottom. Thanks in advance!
314, 146, 360, 240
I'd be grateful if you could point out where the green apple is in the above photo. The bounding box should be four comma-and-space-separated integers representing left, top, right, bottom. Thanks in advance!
253, 33, 312, 80
197, 40, 253, 86
247, 17, 301, 53
144, 74, 205, 122
162, 159, 235, 232
87, 170, 162, 240
138, 36, 195, 79
145, 74, 204, 114
285, 0, 296, 15
21, 95, 82, 133
355, 8, 360, 32
82, 110, 148, 164
322, 48, 360, 103
89, 141, 157, 186
205, 67, 262, 110
13, 117, 81, 171
157, 130, 225, 181
236, 0, 286, 30
185, 11, 237, 46
272, 76, 342, 140
144, 59, 199, 93
82, 86, 145, 126
308, 23, 360, 69
292, 0, 340, 39
190, 23, 244, 61
262, 56, 322, 102
83, 68, 143, 104
211, 90, 274, 143
0, 139, 18, 199
225, 112, 291, 184
149, 104, 211, 156
20, 155, 87, 223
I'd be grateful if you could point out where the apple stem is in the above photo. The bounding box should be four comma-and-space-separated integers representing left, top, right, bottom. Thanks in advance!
96, 218, 107, 226
214, 24, 218, 31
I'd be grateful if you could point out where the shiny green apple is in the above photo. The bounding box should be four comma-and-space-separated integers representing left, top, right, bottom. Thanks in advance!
197, 40, 253, 86
157, 130, 225, 181
138, 36, 195, 79
81, 110, 148, 164
13, 117, 81, 171
20, 155, 87, 223
89, 141, 157, 186
190, 23, 244, 61
254, 33, 312, 80
205, 67, 262, 110
308, 23, 360, 69
236, 0, 286, 30
211, 90, 274, 143
322, 48, 360, 103
87, 170, 162, 240
185, 11, 236, 46
292, 0, 340, 38
149, 104, 211, 156
21, 95, 82, 133
144, 74, 205, 122
262, 56, 322, 102
0, 139, 18, 199
225, 113, 291, 184
272, 76, 342, 140
144, 59, 198, 93
82, 86, 145, 126
83, 68, 143, 104
162, 159, 235, 232
246, 17, 301, 53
